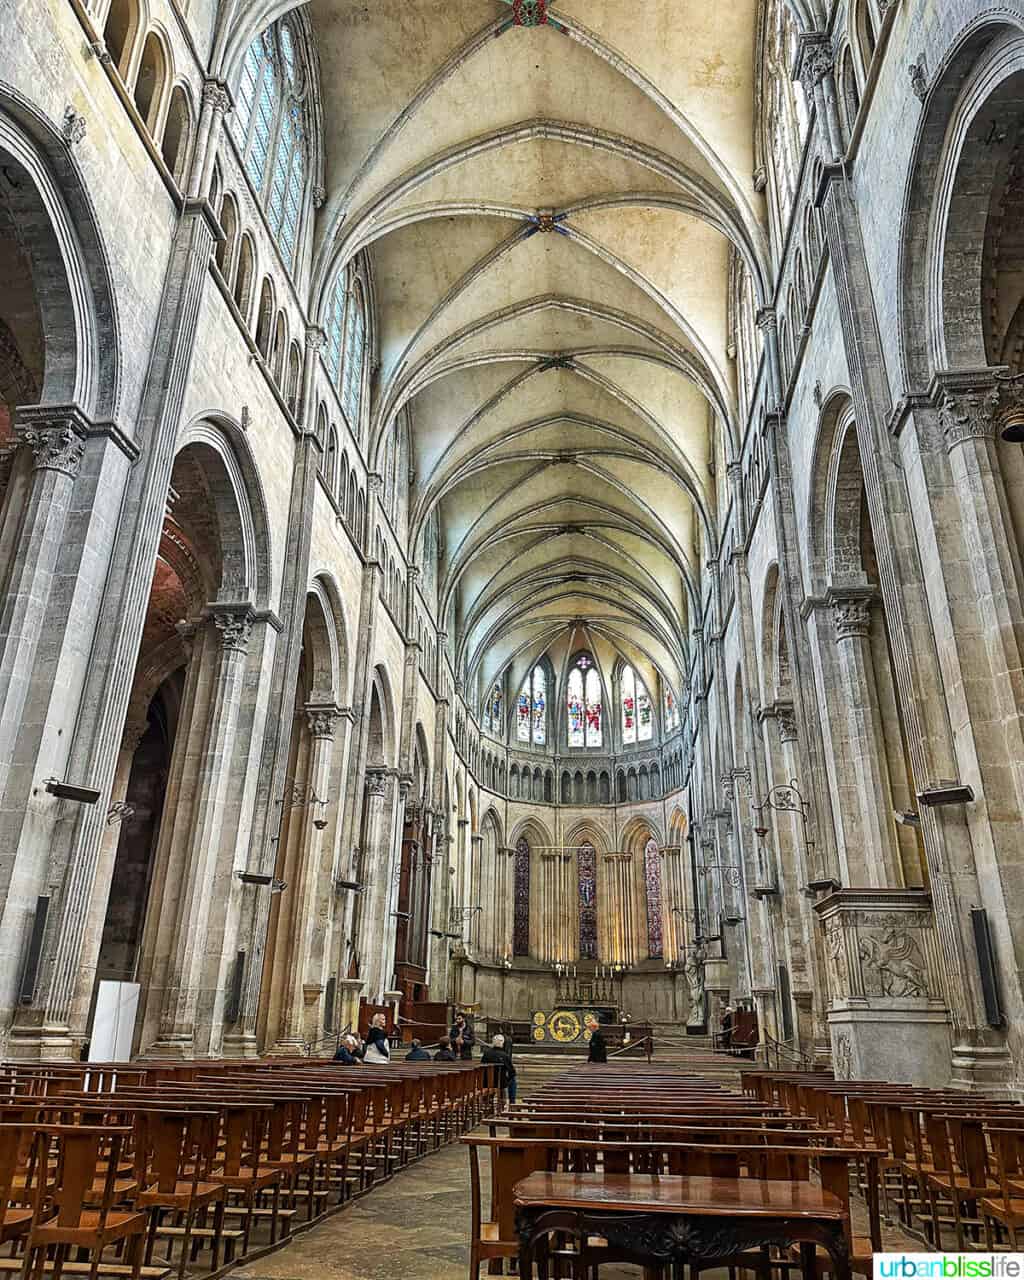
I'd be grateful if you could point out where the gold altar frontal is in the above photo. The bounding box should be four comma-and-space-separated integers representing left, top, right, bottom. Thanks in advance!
531, 1008, 605, 1045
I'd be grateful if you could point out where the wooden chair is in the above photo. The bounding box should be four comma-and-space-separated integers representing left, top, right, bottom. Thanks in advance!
17, 1124, 147, 1280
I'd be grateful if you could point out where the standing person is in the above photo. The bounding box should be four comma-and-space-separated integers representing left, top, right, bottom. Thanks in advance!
587, 1029, 608, 1063
481, 1033, 518, 1104
720, 1004, 734, 1053
363, 1011, 391, 1063
405, 1038, 431, 1061
449, 1012, 475, 1060
433, 1036, 456, 1061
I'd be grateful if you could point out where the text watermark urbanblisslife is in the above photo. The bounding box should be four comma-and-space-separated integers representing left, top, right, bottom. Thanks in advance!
875, 1256, 1024, 1279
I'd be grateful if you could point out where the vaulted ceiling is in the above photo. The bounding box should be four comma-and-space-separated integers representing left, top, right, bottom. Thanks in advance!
307, 0, 769, 711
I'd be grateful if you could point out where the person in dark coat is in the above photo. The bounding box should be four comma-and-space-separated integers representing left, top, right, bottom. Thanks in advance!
481, 1034, 518, 1104
449, 1012, 475, 1060
405, 1039, 431, 1061
434, 1036, 456, 1061
587, 1030, 608, 1063
333, 1034, 362, 1064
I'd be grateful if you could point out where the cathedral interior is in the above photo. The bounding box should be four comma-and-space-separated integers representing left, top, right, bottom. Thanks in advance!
3, 0, 1024, 1107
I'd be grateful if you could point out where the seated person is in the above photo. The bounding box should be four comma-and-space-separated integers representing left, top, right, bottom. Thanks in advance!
405, 1038, 431, 1061
434, 1035, 457, 1061
480, 1033, 518, 1103
333, 1033, 362, 1064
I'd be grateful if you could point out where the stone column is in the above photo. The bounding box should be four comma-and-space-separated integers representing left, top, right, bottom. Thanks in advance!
65, 711, 150, 1045
273, 703, 341, 1052
0, 409, 86, 805
354, 768, 392, 1001
469, 832, 484, 956
830, 592, 902, 887
149, 607, 252, 1055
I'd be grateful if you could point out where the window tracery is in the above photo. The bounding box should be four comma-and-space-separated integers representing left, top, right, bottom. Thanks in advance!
621, 664, 653, 745
516, 665, 547, 745
231, 18, 311, 267
567, 653, 602, 748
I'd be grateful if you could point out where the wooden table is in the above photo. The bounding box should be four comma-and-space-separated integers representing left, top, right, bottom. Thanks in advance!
514, 1171, 850, 1279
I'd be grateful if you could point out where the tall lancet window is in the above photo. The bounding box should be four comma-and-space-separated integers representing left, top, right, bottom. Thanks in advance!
567, 654, 602, 748
484, 680, 503, 735
231, 17, 311, 269
644, 837, 664, 959
664, 687, 680, 732
621, 666, 653, 745
577, 842, 598, 959
513, 837, 531, 956
516, 666, 547, 745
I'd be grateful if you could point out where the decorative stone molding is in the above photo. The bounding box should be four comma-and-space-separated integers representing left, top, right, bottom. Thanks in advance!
312, 185, 326, 209
832, 597, 872, 641
752, 165, 767, 193
754, 306, 776, 334
211, 609, 253, 654
814, 889, 943, 1004
938, 385, 1000, 452
908, 60, 928, 103
87, 40, 111, 65
201, 79, 232, 116
61, 106, 87, 146
305, 703, 341, 739
793, 32, 834, 99
305, 326, 327, 351
15, 408, 88, 477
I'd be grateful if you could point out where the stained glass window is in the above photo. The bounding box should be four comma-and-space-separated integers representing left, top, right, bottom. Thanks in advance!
622, 665, 653, 744
567, 654, 602, 748
577, 842, 597, 959
342, 287, 366, 429
513, 838, 530, 956
644, 837, 664, 959
664, 687, 680, 732
485, 681, 502, 735
325, 277, 345, 385
531, 666, 546, 745
516, 666, 546, 745
231, 21, 309, 268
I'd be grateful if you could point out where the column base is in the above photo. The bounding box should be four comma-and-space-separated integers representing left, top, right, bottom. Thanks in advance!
827, 1001, 952, 1084
220, 1030, 262, 1059
142, 1034, 196, 1060
263, 1037, 307, 1057
5, 1020, 80, 1062
949, 1041, 1018, 1096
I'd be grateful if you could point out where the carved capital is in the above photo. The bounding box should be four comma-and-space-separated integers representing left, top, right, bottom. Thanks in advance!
312, 185, 326, 209
202, 79, 232, 116
305, 702, 341, 739
794, 33, 834, 98
366, 768, 389, 798
938, 386, 1000, 452
832, 598, 872, 641
367, 472, 384, 495
17, 414, 87, 477
305, 325, 327, 352
754, 306, 776, 334
212, 608, 254, 654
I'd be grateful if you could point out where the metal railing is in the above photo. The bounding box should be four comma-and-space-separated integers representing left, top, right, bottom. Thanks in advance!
607, 1034, 654, 1064
758, 1033, 815, 1071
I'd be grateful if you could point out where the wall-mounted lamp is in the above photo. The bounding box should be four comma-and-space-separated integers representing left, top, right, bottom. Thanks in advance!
45, 778, 101, 805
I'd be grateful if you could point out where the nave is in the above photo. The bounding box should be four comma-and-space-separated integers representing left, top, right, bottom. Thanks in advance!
12, 1047, 1024, 1280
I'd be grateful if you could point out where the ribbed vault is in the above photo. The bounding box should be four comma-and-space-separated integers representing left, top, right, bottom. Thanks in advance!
264, 0, 769, 714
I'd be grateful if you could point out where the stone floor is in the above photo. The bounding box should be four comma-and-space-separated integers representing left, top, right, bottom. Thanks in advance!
233, 1137, 921, 1280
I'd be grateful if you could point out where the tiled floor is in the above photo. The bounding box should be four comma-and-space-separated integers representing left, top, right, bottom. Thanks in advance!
234, 1136, 924, 1280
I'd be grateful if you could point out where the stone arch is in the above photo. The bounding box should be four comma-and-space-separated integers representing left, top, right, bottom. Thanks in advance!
806, 389, 859, 593
176, 414, 272, 608
900, 17, 1024, 384
367, 663, 396, 767
0, 86, 120, 421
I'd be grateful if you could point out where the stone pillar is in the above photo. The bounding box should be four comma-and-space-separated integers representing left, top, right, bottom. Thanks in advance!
354, 768, 393, 1000
149, 608, 252, 1055
272, 703, 341, 1052
65, 711, 150, 1045
10, 177, 226, 1059
830, 592, 902, 887
469, 832, 484, 956
0, 409, 86, 805
816, 889, 951, 1084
